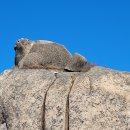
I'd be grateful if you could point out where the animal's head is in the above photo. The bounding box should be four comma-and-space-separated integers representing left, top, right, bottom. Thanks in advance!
14, 38, 32, 52
14, 38, 33, 65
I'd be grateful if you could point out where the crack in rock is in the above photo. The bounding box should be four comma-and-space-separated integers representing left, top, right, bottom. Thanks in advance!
42, 73, 57, 130
0, 89, 10, 130
65, 75, 76, 130
88, 76, 93, 95
1, 108, 8, 130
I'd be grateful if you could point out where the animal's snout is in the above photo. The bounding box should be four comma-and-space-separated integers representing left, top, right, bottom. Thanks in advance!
14, 43, 24, 50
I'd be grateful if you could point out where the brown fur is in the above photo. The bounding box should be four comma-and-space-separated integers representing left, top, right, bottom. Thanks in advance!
65, 53, 87, 72
15, 38, 72, 70
14, 38, 95, 72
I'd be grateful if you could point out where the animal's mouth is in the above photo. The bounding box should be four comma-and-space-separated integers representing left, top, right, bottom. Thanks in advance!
14, 46, 17, 50
14, 44, 24, 51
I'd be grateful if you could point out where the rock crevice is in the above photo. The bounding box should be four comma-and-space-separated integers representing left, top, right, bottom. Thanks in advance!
65, 75, 77, 130
42, 72, 57, 129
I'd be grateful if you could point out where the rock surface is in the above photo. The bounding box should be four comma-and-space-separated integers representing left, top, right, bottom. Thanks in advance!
0, 66, 130, 130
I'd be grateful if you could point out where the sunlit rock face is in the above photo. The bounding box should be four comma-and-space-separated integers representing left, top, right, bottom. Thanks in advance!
0, 66, 130, 130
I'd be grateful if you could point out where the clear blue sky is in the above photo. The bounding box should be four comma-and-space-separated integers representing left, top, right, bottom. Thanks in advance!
0, 0, 130, 73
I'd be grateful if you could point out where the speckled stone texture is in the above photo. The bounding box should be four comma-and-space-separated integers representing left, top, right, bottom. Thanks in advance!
0, 66, 130, 130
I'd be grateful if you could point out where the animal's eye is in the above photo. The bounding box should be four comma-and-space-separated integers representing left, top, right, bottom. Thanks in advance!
17, 40, 19, 43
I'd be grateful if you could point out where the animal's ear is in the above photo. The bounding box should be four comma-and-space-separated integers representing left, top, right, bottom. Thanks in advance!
23, 38, 29, 41
22, 38, 30, 45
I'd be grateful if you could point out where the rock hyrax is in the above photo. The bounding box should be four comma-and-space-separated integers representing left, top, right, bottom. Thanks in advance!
14, 38, 95, 71
15, 38, 72, 70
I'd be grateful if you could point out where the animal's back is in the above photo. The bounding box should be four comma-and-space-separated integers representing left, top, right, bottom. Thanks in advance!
21, 40, 72, 69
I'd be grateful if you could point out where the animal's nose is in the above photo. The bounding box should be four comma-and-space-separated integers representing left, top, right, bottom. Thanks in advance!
14, 44, 19, 50
14, 43, 22, 50
14, 46, 17, 50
